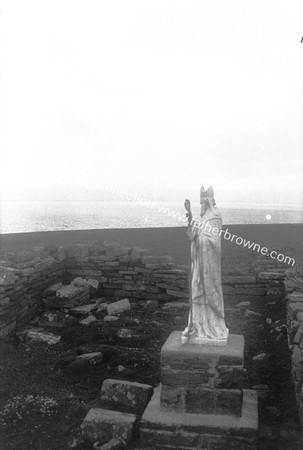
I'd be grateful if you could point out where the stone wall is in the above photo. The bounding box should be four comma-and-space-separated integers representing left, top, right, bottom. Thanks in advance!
0, 242, 289, 339
284, 262, 303, 431
0, 249, 63, 337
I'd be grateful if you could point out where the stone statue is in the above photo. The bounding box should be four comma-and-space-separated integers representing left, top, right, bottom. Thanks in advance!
181, 186, 229, 345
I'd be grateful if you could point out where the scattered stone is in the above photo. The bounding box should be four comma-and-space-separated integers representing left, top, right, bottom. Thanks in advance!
77, 352, 103, 364
80, 315, 97, 325
253, 352, 267, 361
42, 311, 59, 322
117, 365, 125, 372
117, 328, 139, 339
70, 304, 98, 317
87, 279, 100, 290
81, 408, 136, 443
236, 301, 251, 308
107, 299, 131, 316
104, 316, 119, 322
93, 438, 126, 450
266, 318, 272, 325
26, 329, 61, 345
100, 379, 153, 413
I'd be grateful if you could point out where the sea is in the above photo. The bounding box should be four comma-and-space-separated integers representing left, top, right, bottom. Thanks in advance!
0, 201, 302, 234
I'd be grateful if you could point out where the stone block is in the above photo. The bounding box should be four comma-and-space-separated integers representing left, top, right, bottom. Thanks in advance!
81, 408, 136, 443
107, 298, 130, 315
257, 272, 285, 281
0, 267, 17, 286
100, 379, 153, 413
161, 332, 244, 374
222, 276, 256, 285
161, 385, 243, 416
140, 386, 258, 450
70, 304, 98, 316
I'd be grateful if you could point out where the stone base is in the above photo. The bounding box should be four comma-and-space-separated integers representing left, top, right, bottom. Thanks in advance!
161, 332, 245, 416
140, 386, 258, 450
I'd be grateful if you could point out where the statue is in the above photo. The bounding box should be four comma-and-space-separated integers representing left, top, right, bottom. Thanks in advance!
181, 186, 229, 345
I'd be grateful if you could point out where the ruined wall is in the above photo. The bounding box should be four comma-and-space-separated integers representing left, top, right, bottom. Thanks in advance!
284, 262, 303, 430
0, 250, 63, 337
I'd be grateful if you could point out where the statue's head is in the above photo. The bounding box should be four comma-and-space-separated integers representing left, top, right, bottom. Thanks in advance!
200, 186, 217, 216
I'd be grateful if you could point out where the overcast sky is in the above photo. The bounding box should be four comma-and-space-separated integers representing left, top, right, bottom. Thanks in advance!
1, 0, 302, 207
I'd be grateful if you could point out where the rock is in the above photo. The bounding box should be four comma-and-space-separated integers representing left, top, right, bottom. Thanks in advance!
81, 408, 136, 443
266, 318, 272, 325
104, 316, 119, 322
77, 352, 103, 364
56, 284, 88, 299
116, 328, 139, 339
88, 279, 99, 290
80, 315, 97, 325
70, 304, 98, 317
236, 301, 251, 308
100, 379, 153, 413
107, 299, 131, 316
93, 438, 126, 450
117, 365, 125, 372
253, 352, 267, 361
42, 311, 59, 322
71, 277, 89, 287
43, 282, 63, 296
26, 329, 61, 345
0, 266, 17, 286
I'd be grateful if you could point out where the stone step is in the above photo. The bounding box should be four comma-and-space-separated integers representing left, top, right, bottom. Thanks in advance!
140, 386, 258, 450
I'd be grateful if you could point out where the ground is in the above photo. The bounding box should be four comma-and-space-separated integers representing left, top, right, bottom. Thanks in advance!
0, 296, 301, 450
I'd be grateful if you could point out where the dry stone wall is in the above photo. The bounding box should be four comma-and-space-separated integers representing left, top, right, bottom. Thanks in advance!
0, 249, 63, 337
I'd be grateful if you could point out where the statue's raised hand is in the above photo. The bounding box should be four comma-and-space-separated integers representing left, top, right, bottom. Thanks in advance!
184, 199, 191, 213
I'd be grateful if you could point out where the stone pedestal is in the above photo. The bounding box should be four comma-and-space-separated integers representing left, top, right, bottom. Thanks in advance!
140, 331, 258, 450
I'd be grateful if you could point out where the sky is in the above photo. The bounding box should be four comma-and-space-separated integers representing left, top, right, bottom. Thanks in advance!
1, 0, 303, 208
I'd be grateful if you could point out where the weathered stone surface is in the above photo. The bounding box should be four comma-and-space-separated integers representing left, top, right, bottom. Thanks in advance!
257, 272, 285, 281
161, 332, 244, 371
70, 304, 98, 316
222, 276, 256, 285
93, 438, 126, 450
161, 385, 243, 416
79, 315, 97, 325
81, 408, 136, 443
140, 386, 258, 449
56, 284, 88, 299
26, 329, 61, 344
104, 315, 119, 322
107, 299, 130, 316
100, 379, 153, 413
0, 267, 17, 286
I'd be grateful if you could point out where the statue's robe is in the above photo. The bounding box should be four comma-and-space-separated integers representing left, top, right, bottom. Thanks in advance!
188, 208, 229, 341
